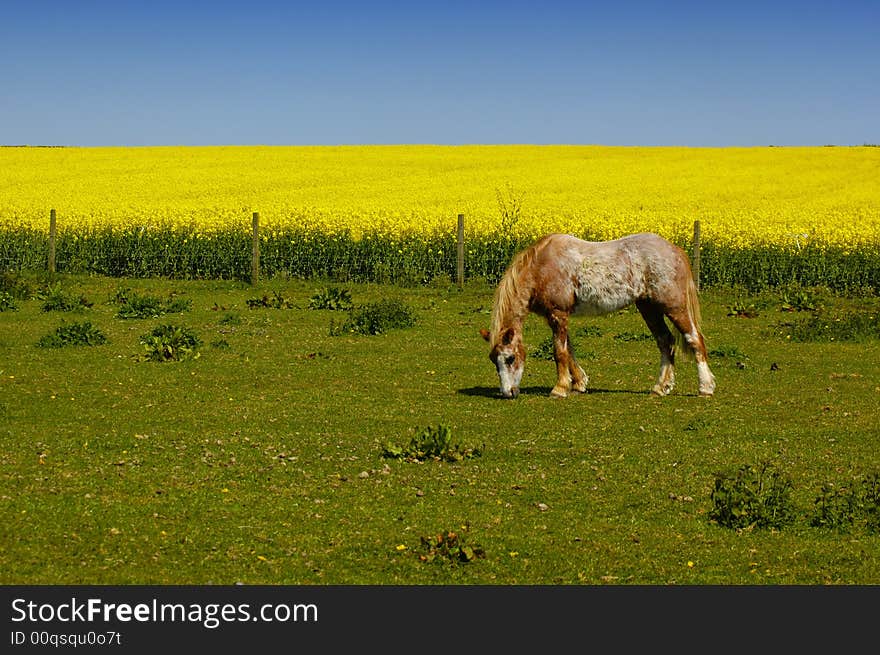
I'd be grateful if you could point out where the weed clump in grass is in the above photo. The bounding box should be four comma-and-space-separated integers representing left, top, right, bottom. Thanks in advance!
779, 284, 823, 313
613, 330, 654, 342
331, 298, 416, 335
575, 324, 603, 338
38, 321, 107, 347
308, 286, 353, 311
530, 335, 557, 361
709, 461, 796, 530
417, 528, 485, 564
246, 291, 294, 309
40, 283, 92, 312
727, 300, 759, 318
811, 473, 880, 533
781, 310, 880, 342
0, 291, 18, 312
708, 344, 748, 359
526, 334, 597, 362
383, 424, 482, 462
113, 288, 191, 319
139, 324, 201, 362
1, 271, 32, 301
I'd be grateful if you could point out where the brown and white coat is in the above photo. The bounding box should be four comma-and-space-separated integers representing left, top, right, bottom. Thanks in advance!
481, 233, 716, 399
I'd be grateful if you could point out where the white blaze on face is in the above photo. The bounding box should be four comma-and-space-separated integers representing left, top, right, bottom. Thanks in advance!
494, 346, 524, 398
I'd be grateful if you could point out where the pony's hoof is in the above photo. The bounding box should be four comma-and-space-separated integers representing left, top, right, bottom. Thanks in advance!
550, 387, 569, 399
651, 384, 673, 397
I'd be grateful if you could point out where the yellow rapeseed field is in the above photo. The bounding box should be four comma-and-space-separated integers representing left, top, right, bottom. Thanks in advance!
1, 145, 878, 250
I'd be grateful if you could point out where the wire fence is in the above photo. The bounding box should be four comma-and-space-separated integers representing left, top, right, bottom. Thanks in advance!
2, 212, 878, 293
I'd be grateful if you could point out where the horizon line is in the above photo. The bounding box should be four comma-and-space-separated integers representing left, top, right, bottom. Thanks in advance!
3, 143, 878, 149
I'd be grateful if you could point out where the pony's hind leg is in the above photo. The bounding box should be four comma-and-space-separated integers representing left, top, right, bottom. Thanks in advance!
636, 300, 676, 396
665, 308, 716, 397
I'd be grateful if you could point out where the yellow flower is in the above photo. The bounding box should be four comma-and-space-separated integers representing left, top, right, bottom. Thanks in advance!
1, 145, 876, 251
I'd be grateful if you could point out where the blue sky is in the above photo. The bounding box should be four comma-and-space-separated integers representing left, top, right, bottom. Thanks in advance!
2, 0, 877, 146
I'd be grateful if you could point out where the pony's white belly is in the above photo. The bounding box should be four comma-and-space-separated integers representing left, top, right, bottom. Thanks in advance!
573, 284, 636, 315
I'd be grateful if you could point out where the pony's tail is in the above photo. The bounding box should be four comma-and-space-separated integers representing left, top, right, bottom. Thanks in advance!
673, 273, 702, 361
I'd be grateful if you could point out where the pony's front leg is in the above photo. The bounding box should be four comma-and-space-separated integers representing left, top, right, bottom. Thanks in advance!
569, 359, 589, 394
548, 313, 578, 398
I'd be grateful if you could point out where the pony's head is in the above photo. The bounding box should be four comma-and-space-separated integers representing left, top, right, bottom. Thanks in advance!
480, 326, 526, 399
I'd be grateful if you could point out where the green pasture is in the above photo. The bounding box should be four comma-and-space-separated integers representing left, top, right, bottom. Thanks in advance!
1, 274, 878, 584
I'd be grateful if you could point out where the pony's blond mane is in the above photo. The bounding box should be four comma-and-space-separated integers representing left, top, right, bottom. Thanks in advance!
489, 237, 551, 343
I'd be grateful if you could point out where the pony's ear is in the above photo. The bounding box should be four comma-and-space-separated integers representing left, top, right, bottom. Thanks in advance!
500, 327, 515, 346
479, 328, 491, 342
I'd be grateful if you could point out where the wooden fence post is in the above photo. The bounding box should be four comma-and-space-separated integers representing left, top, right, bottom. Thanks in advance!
456, 213, 465, 289
692, 219, 701, 291
251, 212, 260, 285
48, 208, 57, 278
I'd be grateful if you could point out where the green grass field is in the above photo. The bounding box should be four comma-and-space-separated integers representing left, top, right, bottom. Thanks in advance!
1, 274, 878, 584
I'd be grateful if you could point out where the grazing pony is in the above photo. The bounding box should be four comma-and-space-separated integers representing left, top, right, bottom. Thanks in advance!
479, 233, 716, 399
